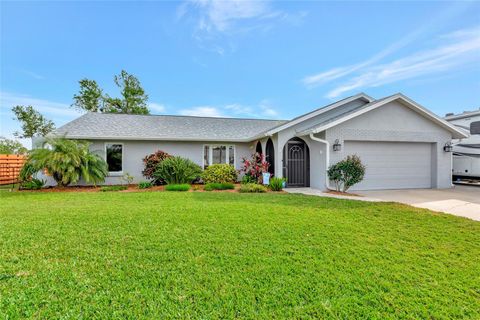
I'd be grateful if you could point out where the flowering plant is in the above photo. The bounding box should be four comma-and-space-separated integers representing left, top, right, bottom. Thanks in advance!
240, 152, 270, 183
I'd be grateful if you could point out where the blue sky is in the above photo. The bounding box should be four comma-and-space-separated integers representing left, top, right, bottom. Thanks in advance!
1, 1, 479, 146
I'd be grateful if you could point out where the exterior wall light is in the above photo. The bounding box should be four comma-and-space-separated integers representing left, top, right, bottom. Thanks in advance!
333, 139, 342, 151
443, 142, 453, 152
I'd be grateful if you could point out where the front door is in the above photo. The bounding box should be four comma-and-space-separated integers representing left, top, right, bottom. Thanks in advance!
283, 138, 310, 187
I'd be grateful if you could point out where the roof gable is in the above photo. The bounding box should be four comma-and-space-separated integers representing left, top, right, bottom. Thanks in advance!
301, 93, 468, 139
264, 93, 373, 135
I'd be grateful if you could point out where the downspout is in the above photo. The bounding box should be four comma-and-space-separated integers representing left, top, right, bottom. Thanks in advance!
309, 133, 335, 191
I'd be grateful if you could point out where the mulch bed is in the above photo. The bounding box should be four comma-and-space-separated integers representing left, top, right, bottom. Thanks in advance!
18, 183, 284, 193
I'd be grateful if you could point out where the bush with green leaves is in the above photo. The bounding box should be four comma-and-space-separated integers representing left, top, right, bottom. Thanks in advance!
138, 181, 153, 189
268, 177, 285, 191
327, 155, 366, 192
20, 178, 45, 190
142, 150, 171, 185
165, 184, 190, 191
204, 182, 235, 191
202, 164, 238, 184
239, 183, 267, 193
24, 138, 108, 187
153, 156, 202, 185
241, 174, 257, 184
100, 185, 128, 192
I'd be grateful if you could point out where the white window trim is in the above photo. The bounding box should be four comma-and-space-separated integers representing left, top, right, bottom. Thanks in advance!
203, 144, 236, 168
104, 142, 124, 176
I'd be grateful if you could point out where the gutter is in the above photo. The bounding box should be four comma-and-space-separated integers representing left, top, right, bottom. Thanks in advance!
309, 133, 335, 191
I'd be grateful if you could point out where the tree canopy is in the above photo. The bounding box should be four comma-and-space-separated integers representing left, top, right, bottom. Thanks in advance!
11, 105, 55, 138
72, 70, 150, 115
0, 137, 28, 155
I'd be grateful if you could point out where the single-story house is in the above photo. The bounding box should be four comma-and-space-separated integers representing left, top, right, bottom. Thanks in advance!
46, 92, 467, 190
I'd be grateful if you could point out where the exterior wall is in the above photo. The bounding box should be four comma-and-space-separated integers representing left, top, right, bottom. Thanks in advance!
326, 100, 453, 189
43, 140, 255, 186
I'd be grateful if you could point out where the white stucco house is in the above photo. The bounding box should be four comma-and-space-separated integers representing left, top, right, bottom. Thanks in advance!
48, 92, 467, 190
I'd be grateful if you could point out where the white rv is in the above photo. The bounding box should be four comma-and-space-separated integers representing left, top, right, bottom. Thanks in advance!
445, 109, 480, 179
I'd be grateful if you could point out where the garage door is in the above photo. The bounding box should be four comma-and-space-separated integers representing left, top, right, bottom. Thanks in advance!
344, 141, 432, 190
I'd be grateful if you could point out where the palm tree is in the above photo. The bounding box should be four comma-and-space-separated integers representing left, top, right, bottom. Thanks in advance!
25, 138, 107, 187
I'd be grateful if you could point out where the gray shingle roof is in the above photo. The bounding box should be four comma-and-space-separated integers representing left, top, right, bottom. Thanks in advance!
54, 113, 288, 142
296, 95, 393, 134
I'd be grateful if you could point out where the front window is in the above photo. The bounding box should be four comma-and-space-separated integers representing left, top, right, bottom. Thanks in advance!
204, 145, 235, 169
106, 143, 123, 173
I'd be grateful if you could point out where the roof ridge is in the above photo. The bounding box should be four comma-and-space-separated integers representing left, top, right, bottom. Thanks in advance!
85, 112, 287, 122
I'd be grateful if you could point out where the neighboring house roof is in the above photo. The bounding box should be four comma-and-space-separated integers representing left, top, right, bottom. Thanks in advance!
444, 109, 480, 121
297, 93, 468, 139
54, 113, 287, 142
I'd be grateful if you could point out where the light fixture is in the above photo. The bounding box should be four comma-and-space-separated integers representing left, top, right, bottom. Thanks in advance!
333, 139, 342, 152
443, 142, 453, 152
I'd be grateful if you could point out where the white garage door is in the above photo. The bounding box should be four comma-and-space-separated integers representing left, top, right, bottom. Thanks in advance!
344, 141, 432, 190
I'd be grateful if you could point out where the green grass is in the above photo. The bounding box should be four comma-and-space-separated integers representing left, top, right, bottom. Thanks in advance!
165, 183, 190, 191
0, 191, 479, 319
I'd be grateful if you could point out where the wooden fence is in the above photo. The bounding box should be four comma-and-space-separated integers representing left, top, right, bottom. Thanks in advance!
0, 154, 26, 185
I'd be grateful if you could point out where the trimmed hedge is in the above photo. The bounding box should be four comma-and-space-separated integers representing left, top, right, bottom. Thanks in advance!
100, 185, 128, 192
204, 182, 235, 191
165, 184, 191, 192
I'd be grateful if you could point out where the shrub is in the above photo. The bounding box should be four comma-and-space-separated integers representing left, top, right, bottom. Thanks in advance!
204, 182, 235, 191
20, 178, 45, 190
121, 172, 134, 185
202, 164, 238, 184
165, 184, 190, 191
142, 150, 171, 185
24, 138, 108, 187
19, 162, 38, 183
239, 183, 267, 193
154, 156, 202, 184
327, 155, 366, 192
241, 174, 257, 184
269, 177, 285, 191
100, 185, 128, 192
138, 181, 153, 189
240, 152, 270, 183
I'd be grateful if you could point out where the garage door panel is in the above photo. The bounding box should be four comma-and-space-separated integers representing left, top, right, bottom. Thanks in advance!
344, 141, 432, 190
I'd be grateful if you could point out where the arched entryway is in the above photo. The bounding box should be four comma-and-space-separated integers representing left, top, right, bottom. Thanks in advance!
283, 137, 310, 187
255, 141, 262, 154
265, 138, 275, 175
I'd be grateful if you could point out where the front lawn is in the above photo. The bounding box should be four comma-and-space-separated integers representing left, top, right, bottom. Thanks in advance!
1, 191, 478, 318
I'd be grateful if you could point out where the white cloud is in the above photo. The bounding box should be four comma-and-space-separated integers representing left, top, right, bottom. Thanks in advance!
179, 106, 225, 117
259, 99, 278, 117
302, 3, 474, 89
178, 0, 306, 54
325, 26, 480, 98
184, 0, 274, 33
179, 100, 280, 118
0, 91, 80, 118
148, 102, 166, 114
19, 69, 45, 80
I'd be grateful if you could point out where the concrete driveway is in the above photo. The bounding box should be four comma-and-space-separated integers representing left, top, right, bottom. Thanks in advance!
356, 185, 480, 221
